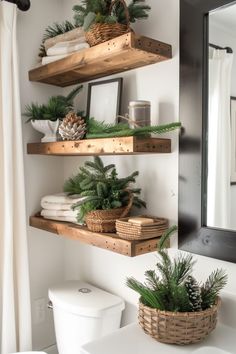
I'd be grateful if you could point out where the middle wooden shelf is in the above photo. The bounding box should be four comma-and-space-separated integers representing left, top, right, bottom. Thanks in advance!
30, 215, 164, 257
27, 136, 171, 156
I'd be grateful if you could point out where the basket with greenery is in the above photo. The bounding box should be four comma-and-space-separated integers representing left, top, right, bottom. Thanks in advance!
126, 226, 227, 345
64, 156, 146, 232
73, 0, 151, 46
24, 85, 83, 122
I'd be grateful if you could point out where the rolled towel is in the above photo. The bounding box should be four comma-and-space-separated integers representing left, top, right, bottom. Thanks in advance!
41, 193, 82, 205
42, 54, 70, 65
41, 209, 77, 218
44, 27, 85, 51
47, 39, 89, 56
43, 215, 82, 224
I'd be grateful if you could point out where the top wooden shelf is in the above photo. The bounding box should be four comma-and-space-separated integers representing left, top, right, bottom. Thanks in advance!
29, 33, 172, 87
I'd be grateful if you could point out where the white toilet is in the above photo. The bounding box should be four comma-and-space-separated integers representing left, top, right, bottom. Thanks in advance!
48, 281, 125, 354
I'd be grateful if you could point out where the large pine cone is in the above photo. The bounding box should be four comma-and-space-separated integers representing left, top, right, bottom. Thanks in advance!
59, 112, 86, 141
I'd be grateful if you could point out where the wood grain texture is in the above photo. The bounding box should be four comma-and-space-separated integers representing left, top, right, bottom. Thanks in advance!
29, 33, 172, 87
27, 137, 171, 156
30, 215, 162, 257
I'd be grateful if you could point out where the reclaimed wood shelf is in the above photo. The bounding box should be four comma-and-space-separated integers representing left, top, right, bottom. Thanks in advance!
30, 215, 163, 257
29, 33, 172, 87
27, 136, 171, 156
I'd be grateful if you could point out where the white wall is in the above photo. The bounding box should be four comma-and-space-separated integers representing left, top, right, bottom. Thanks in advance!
209, 21, 236, 229
18, 0, 66, 350
17, 0, 236, 351
62, 0, 179, 325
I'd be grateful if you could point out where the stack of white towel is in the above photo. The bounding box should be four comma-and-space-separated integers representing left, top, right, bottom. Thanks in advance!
42, 30, 90, 66
41, 193, 84, 224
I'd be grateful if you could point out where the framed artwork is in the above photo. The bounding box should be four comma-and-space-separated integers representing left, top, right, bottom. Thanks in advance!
231, 97, 236, 184
86, 78, 123, 124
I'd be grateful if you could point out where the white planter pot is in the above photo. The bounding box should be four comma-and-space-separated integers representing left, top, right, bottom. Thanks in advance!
31, 119, 60, 142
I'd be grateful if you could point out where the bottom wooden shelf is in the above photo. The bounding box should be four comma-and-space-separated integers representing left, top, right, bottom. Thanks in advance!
30, 215, 164, 257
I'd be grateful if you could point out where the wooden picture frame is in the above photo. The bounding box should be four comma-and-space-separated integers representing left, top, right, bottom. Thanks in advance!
231, 97, 236, 185
86, 78, 123, 124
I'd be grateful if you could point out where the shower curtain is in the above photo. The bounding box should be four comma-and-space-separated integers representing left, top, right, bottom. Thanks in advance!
207, 48, 233, 229
0, 2, 32, 353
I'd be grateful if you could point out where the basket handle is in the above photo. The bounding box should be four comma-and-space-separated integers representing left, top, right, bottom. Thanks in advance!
120, 190, 133, 218
109, 0, 130, 28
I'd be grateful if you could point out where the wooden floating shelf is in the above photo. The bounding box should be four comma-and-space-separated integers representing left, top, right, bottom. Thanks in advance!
29, 33, 172, 87
27, 136, 171, 156
30, 215, 164, 257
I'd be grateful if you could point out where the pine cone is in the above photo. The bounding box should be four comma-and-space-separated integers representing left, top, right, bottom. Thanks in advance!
185, 276, 202, 312
59, 112, 86, 141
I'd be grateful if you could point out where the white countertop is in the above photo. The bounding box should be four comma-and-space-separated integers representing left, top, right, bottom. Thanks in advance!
81, 322, 236, 354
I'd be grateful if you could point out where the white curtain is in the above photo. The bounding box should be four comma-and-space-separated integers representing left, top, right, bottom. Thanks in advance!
207, 48, 233, 229
0, 2, 32, 353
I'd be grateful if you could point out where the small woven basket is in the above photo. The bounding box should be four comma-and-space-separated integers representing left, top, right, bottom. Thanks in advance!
139, 298, 220, 345
85, 0, 131, 47
85, 192, 133, 233
116, 215, 168, 240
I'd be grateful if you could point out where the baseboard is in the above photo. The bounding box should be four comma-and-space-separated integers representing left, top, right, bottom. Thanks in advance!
43, 344, 58, 354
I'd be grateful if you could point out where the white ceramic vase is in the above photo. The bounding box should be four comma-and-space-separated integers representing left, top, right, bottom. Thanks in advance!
31, 119, 60, 142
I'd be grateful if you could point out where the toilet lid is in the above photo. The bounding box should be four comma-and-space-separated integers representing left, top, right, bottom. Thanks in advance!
49, 281, 125, 317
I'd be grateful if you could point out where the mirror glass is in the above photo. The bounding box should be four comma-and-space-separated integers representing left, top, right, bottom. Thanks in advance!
207, 4, 236, 230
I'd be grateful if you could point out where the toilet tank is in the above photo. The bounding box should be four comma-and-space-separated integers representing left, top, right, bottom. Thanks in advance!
48, 281, 125, 354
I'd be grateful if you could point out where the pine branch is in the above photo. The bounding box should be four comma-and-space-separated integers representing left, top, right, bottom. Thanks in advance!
172, 253, 195, 285
159, 225, 177, 250
86, 121, 181, 139
201, 269, 228, 309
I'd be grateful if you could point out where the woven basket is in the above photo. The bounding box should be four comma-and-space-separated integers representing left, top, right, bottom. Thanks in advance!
85, 192, 133, 233
85, 0, 131, 47
116, 215, 168, 240
139, 298, 220, 345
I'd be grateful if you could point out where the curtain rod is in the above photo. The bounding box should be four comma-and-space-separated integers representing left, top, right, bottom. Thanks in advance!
209, 43, 233, 54
1, 0, 30, 11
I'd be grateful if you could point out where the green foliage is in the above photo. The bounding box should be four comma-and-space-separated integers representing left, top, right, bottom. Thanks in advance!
39, 21, 77, 57
85, 118, 181, 139
63, 156, 146, 221
201, 269, 228, 310
126, 227, 227, 312
24, 85, 83, 122
73, 0, 150, 31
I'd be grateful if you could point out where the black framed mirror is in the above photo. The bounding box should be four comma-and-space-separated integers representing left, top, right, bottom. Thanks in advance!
179, 0, 236, 263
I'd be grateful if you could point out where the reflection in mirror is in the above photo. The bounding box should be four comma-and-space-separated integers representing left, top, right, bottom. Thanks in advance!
207, 5, 236, 230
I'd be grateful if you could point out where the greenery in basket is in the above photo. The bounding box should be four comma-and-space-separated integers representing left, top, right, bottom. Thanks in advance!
64, 156, 146, 222
85, 118, 181, 139
73, 0, 151, 31
24, 85, 83, 122
127, 226, 227, 312
39, 21, 77, 58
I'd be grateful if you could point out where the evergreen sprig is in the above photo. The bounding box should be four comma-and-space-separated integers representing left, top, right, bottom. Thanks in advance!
85, 118, 181, 139
24, 85, 83, 122
73, 0, 150, 31
126, 227, 227, 312
63, 156, 146, 221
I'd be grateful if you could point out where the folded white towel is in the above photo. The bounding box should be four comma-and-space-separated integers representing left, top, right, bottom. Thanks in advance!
41, 201, 74, 211
43, 215, 82, 224
44, 27, 85, 51
47, 41, 89, 56
41, 209, 77, 217
41, 193, 82, 205
42, 54, 69, 65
